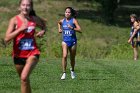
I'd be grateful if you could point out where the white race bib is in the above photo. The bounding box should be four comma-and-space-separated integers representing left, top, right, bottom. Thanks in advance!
64, 30, 72, 36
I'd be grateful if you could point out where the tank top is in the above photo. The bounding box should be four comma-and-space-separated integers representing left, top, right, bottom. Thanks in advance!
130, 26, 134, 37
12, 15, 40, 58
62, 18, 77, 42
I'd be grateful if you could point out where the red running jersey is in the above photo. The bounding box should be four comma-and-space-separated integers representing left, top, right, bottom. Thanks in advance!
12, 15, 40, 58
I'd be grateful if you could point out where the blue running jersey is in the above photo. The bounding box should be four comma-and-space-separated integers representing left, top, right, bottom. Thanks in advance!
130, 26, 140, 47
62, 18, 77, 43
130, 26, 138, 38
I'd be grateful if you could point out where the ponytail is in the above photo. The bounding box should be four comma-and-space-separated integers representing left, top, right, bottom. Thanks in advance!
29, 1, 36, 16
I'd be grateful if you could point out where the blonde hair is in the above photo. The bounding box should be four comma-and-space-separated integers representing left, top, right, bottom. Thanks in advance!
130, 14, 137, 19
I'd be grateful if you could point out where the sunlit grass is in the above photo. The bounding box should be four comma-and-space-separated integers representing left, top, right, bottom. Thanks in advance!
0, 57, 140, 93
0, 0, 133, 59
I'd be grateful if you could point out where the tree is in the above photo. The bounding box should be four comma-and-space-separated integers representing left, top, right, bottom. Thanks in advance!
101, 0, 118, 24
96, 0, 118, 24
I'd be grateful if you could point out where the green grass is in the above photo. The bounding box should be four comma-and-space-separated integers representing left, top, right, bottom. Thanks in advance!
1, 1, 140, 93
0, 57, 140, 93
0, 0, 133, 59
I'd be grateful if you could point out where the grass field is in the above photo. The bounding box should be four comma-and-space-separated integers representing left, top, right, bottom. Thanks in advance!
0, 57, 140, 93
0, 0, 133, 59
1, 1, 140, 93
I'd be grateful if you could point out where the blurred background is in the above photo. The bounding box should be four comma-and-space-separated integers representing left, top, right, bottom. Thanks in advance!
0, 0, 140, 60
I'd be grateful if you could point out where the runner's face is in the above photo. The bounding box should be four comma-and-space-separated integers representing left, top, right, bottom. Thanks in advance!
20, 0, 31, 15
130, 17, 135, 23
65, 8, 71, 18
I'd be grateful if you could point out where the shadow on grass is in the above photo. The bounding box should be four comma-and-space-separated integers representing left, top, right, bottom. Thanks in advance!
59, 6, 140, 27
78, 69, 113, 81
59, 9, 101, 23
77, 9, 101, 22
115, 6, 140, 27
79, 78, 107, 81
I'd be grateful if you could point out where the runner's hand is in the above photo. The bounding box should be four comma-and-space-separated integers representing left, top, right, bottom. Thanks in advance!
36, 30, 45, 37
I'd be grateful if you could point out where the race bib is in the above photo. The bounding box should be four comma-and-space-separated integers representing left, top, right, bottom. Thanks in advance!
19, 39, 34, 50
64, 30, 72, 36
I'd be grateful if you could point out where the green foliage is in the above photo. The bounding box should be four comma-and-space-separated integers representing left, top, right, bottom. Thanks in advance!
0, 0, 135, 60
0, 0, 18, 6
95, 0, 118, 24
101, 0, 118, 24
119, 0, 140, 5
106, 44, 133, 59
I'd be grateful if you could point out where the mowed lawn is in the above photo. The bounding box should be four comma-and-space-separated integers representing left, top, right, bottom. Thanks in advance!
1, 57, 140, 93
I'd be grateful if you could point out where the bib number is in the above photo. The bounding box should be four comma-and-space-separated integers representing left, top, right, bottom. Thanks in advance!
64, 30, 72, 36
19, 39, 34, 50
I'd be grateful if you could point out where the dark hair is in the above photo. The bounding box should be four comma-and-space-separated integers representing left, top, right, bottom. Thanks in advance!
19, 0, 36, 16
65, 7, 78, 18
